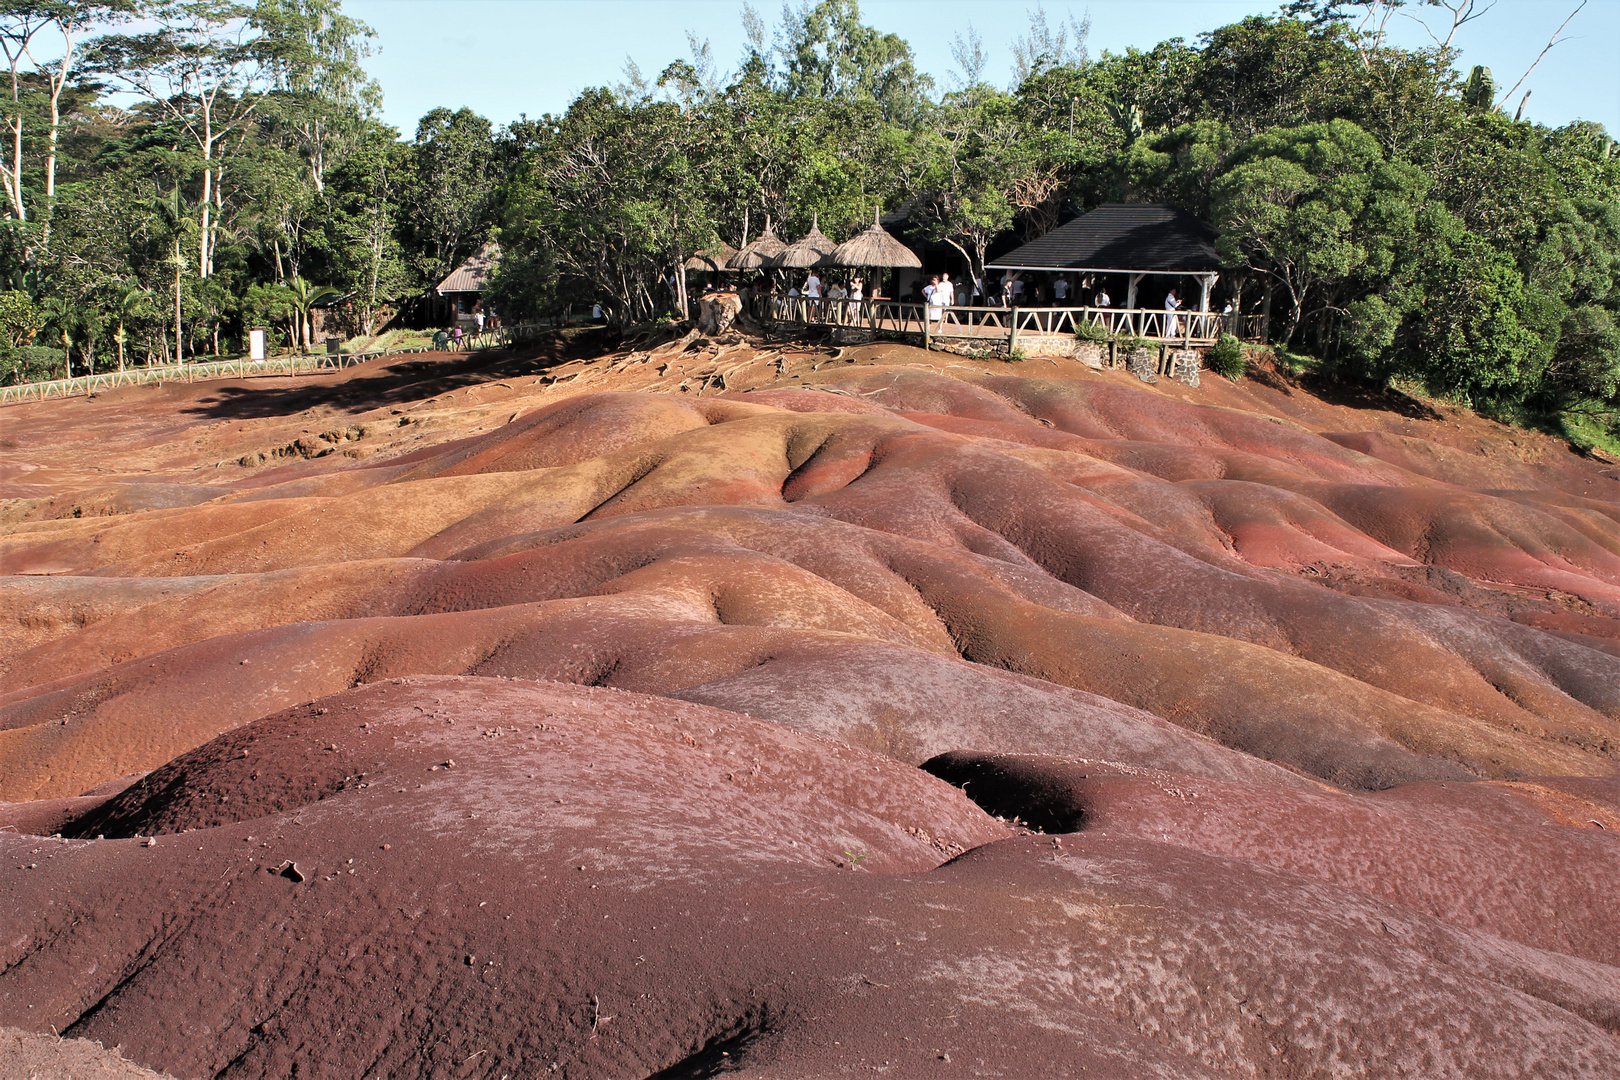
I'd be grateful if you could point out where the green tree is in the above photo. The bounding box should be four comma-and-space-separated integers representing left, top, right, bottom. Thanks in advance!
86, 0, 271, 279
107, 282, 153, 371
284, 273, 339, 350
777, 0, 931, 124
402, 106, 495, 287
254, 0, 378, 195
144, 182, 198, 363
1211, 118, 1426, 347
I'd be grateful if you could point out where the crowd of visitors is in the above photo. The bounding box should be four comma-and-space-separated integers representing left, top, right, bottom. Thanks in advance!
687, 270, 1227, 338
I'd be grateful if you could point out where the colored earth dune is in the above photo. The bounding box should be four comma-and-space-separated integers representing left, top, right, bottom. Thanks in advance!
2, 335, 1617, 1078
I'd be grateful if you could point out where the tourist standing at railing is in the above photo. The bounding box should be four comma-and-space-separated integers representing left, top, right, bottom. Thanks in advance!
804, 271, 823, 321
938, 273, 955, 322
1164, 289, 1182, 338
1093, 286, 1113, 332
826, 279, 847, 324
923, 275, 941, 322
1008, 274, 1025, 307
849, 276, 864, 316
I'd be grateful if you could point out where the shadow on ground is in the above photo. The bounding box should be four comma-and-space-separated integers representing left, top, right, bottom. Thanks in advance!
178, 327, 621, 421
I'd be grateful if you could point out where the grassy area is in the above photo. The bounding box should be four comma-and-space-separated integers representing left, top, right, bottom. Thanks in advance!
1556, 409, 1620, 461
342, 329, 438, 354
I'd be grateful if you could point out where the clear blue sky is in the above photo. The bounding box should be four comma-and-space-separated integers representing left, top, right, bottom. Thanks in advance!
348, 0, 1619, 137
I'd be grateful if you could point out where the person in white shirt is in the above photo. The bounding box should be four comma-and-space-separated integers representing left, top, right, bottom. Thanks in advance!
1164, 289, 1182, 337
801, 271, 821, 320
1009, 275, 1025, 305
849, 276, 864, 303
1052, 276, 1069, 303
826, 280, 847, 322
1094, 287, 1111, 307
938, 273, 954, 318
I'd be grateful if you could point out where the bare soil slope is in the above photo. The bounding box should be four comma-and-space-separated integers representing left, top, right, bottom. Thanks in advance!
1, 334, 1617, 1078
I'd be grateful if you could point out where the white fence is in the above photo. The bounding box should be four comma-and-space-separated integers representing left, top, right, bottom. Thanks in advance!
0, 322, 551, 406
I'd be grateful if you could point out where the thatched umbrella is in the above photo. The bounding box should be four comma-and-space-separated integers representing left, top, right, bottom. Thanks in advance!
727, 217, 786, 270
684, 243, 739, 273
831, 207, 922, 269
770, 213, 838, 269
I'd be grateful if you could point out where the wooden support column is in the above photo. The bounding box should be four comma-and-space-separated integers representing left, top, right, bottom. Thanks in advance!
1126, 273, 1145, 310
1008, 306, 1020, 355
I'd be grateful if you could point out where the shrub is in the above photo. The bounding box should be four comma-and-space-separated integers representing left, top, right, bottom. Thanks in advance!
1075, 318, 1113, 343
1207, 333, 1246, 380
0, 344, 65, 385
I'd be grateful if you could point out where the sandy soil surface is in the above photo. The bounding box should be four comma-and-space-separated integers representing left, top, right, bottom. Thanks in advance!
0, 1026, 174, 1077
1, 329, 1617, 1078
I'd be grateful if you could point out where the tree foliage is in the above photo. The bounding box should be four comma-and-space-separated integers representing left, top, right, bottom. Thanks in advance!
0, 0, 1614, 450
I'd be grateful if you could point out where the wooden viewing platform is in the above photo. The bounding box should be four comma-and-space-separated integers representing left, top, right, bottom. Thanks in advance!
765, 299, 1261, 350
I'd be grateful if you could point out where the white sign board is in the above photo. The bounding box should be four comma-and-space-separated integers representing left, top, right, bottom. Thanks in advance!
248, 328, 266, 361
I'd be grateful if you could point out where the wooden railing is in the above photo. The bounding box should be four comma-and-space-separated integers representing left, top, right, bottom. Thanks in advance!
0, 322, 552, 406
765, 299, 1248, 348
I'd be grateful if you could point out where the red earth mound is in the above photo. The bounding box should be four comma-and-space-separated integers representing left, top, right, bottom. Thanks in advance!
4, 678, 1616, 1079
2, 339, 1618, 1076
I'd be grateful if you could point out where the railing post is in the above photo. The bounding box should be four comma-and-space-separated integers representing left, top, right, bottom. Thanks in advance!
1008, 306, 1020, 355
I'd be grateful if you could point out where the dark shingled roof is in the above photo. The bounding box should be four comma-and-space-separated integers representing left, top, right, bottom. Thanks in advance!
436, 242, 500, 294
987, 204, 1221, 273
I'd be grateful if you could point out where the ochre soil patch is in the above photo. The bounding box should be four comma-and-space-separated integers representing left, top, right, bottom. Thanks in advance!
2, 334, 1617, 1077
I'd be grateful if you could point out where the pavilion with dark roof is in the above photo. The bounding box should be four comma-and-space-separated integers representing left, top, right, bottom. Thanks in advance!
435, 242, 501, 329
986, 203, 1222, 311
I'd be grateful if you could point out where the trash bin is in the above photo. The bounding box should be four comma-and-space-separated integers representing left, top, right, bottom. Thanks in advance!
325, 337, 343, 355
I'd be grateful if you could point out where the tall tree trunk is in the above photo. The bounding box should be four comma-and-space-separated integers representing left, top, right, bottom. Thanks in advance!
41, 28, 76, 242
116, 332, 125, 372
197, 91, 217, 279
174, 237, 184, 364
3, 55, 24, 222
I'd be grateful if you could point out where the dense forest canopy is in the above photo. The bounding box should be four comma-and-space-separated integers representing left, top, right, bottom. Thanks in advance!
0, 0, 1616, 447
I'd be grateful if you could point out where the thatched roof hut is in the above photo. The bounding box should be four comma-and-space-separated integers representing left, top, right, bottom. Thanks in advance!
727, 219, 786, 269
684, 243, 739, 273
831, 209, 921, 268
771, 214, 838, 269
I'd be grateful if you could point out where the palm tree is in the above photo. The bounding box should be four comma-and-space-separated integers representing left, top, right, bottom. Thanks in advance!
147, 185, 197, 364
109, 285, 152, 371
39, 296, 81, 379
286, 276, 343, 353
